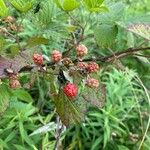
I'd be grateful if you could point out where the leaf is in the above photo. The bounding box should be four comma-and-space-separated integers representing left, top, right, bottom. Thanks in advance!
83, 0, 108, 13
0, 52, 32, 79
127, 24, 150, 41
0, 139, 9, 149
63, 0, 80, 12
95, 24, 118, 48
5, 100, 37, 117
54, 0, 80, 12
65, 25, 77, 32
126, 15, 150, 24
10, 44, 20, 56
4, 131, 17, 143
79, 83, 106, 110
127, 32, 134, 48
118, 145, 129, 150
29, 122, 56, 136
19, 121, 34, 146
84, 0, 104, 9
26, 36, 49, 47
135, 54, 150, 65
0, 0, 9, 17
12, 89, 33, 103
13, 145, 28, 150
98, 2, 125, 24
0, 57, 12, 78
91, 137, 103, 150
89, 5, 109, 13
63, 70, 73, 83
54, 90, 82, 126
33, 1, 55, 28
0, 36, 6, 53
0, 84, 10, 116
54, 0, 64, 10
9, 0, 35, 13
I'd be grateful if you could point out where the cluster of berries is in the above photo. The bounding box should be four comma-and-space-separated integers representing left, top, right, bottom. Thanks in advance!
0, 16, 22, 33
33, 50, 62, 66
2, 17, 99, 98
76, 45, 99, 89
9, 73, 21, 89
32, 44, 100, 99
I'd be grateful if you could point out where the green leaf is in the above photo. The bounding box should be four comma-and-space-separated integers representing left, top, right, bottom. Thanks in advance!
54, 0, 64, 10
98, 2, 125, 24
10, 44, 20, 56
13, 145, 28, 150
5, 100, 37, 118
63, 0, 80, 12
0, 0, 9, 17
65, 25, 77, 32
83, 0, 107, 13
4, 131, 17, 143
54, 90, 82, 126
118, 145, 129, 150
91, 137, 103, 150
95, 24, 118, 48
0, 84, 10, 116
0, 139, 9, 149
0, 36, 6, 53
84, 0, 104, 8
127, 32, 134, 48
9, 0, 35, 13
19, 121, 34, 146
90, 5, 109, 13
54, 0, 80, 12
26, 36, 49, 47
33, 1, 54, 27
12, 89, 33, 103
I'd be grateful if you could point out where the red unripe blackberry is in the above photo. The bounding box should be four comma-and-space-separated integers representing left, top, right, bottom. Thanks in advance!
51, 50, 62, 63
9, 79, 21, 89
87, 62, 99, 73
33, 53, 44, 66
63, 83, 78, 98
77, 62, 88, 69
86, 78, 99, 88
76, 44, 88, 57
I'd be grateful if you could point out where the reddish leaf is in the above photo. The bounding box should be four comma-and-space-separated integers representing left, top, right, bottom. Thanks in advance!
0, 56, 12, 78
77, 83, 106, 113
0, 52, 32, 78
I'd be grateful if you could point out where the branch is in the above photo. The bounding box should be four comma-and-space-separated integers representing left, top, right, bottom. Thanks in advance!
80, 47, 150, 63
21, 47, 150, 72
1, 47, 150, 79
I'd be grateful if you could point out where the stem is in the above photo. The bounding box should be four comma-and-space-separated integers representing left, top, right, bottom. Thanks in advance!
54, 116, 63, 150
62, 13, 86, 57
21, 47, 150, 72
80, 47, 150, 63
15, 15, 25, 51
